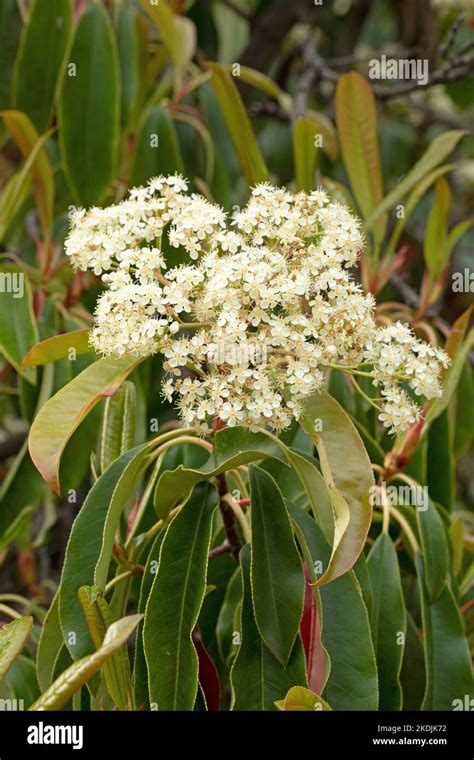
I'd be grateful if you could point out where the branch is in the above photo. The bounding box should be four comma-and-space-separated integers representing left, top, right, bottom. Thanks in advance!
216, 473, 242, 561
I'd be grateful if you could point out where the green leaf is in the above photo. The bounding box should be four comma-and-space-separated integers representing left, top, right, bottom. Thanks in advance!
153, 425, 286, 519
417, 557, 473, 711
207, 62, 268, 187
400, 612, 426, 711
454, 362, 474, 458
138, 0, 192, 70
59, 444, 152, 661
423, 177, 451, 281
22, 329, 92, 368
131, 105, 184, 186
117, 0, 138, 131
275, 685, 331, 711
292, 117, 319, 192
231, 544, 307, 710
0, 616, 33, 682
12, 0, 72, 133
97, 381, 136, 474
300, 390, 374, 586
36, 592, 63, 692
288, 505, 378, 710
0, 0, 22, 109
367, 533, 406, 710
143, 484, 217, 710
427, 409, 455, 511
29, 614, 142, 711
445, 220, 473, 261
249, 465, 305, 666
335, 72, 386, 242
365, 130, 467, 231
29, 355, 141, 494
0, 266, 38, 383
216, 567, 241, 663
416, 500, 450, 602
58, 2, 119, 206
0, 128, 52, 238
78, 586, 133, 710
425, 328, 474, 428
1, 109, 54, 237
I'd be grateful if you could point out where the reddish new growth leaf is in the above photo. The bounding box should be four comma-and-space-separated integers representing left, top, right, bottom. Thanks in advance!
300, 564, 326, 695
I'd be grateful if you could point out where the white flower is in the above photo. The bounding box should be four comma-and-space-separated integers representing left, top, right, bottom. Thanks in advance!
66, 177, 448, 434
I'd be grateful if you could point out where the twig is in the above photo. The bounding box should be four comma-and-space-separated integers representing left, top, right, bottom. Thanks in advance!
208, 540, 232, 561
216, 473, 242, 561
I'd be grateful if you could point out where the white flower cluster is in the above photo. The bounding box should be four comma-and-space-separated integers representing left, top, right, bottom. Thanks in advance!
65, 176, 449, 434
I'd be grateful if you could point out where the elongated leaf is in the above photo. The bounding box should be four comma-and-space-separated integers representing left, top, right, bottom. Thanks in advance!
0, 616, 33, 682
117, 0, 138, 130
58, 2, 119, 206
400, 612, 426, 711
417, 558, 473, 711
305, 110, 338, 161
427, 409, 454, 510
22, 329, 92, 368
454, 362, 474, 458
143, 484, 217, 710
0, 129, 52, 238
300, 565, 326, 695
59, 444, 152, 661
249, 465, 304, 665
0, 266, 38, 383
207, 62, 268, 187
1, 109, 54, 236
98, 381, 136, 473
78, 586, 132, 710
138, 0, 191, 69
29, 615, 141, 711
0, 0, 22, 109
216, 567, 241, 663
36, 593, 63, 692
154, 426, 286, 519
275, 685, 331, 711
289, 504, 378, 710
365, 130, 467, 230
425, 329, 474, 428
424, 177, 451, 281
231, 544, 307, 710
335, 72, 386, 242
367, 533, 406, 710
29, 355, 141, 493
12, 0, 72, 132
416, 500, 449, 602
293, 117, 319, 192
131, 105, 183, 186
192, 627, 220, 711
300, 390, 374, 586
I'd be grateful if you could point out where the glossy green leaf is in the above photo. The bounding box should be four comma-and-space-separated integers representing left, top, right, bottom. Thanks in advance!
0, 616, 33, 682
289, 505, 378, 710
12, 0, 72, 132
22, 329, 92, 369
249, 465, 305, 665
98, 381, 136, 474
207, 62, 268, 187
154, 426, 286, 519
29, 615, 142, 711
335, 72, 386, 242
58, 2, 119, 206
29, 355, 141, 494
131, 105, 183, 186
0, 266, 38, 383
1, 109, 54, 237
300, 390, 374, 586
417, 557, 473, 711
143, 484, 217, 710
427, 409, 454, 511
400, 612, 426, 711
367, 533, 406, 710
231, 544, 307, 710
416, 500, 450, 602
424, 177, 451, 281
59, 444, 152, 661
292, 117, 319, 192
275, 685, 331, 711
425, 329, 474, 428
216, 567, 241, 663
454, 362, 474, 458
364, 130, 467, 231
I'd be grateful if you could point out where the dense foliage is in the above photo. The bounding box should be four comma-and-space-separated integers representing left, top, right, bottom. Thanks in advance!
0, 0, 473, 712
